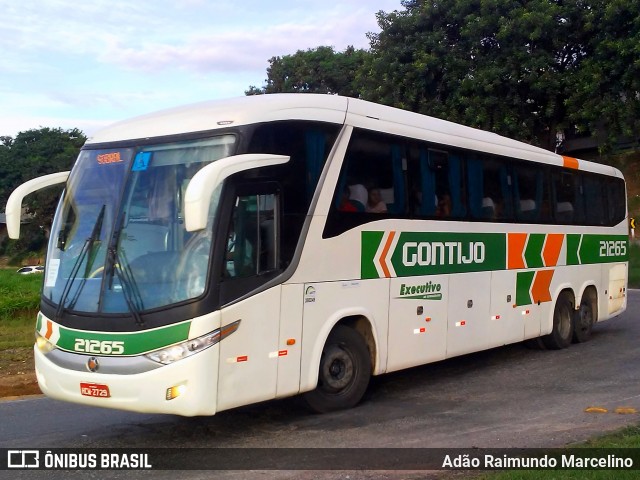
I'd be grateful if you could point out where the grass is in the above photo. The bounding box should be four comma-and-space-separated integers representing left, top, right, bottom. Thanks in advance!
0, 269, 42, 350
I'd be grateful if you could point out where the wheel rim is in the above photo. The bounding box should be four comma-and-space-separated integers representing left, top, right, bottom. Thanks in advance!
578, 301, 593, 332
320, 345, 355, 393
577, 301, 593, 333
558, 303, 572, 339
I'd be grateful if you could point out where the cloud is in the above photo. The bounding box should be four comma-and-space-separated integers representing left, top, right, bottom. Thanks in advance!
2, 1, 396, 75
99, 6, 385, 74
0, 0, 404, 137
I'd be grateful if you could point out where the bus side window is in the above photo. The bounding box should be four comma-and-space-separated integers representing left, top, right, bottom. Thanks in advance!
468, 156, 513, 222
552, 171, 584, 224
606, 178, 626, 226
583, 175, 607, 225
513, 164, 549, 223
414, 147, 464, 219
332, 131, 406, 215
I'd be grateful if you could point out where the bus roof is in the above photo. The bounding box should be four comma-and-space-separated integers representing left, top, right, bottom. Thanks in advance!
85, 94, 349, 145
85, 94, 622, 179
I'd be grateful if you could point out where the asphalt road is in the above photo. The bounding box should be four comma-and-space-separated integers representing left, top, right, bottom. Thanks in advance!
2, 291, 640, 479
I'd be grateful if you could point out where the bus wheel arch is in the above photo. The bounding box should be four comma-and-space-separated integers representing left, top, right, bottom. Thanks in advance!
303, 318, 374, 413
542, 289, 575, 350
573, 286, 598, 343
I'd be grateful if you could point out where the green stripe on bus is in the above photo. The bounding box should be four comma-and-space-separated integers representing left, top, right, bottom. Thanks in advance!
362, 231, 628, 280
361, 231, 385, 279
55, 322, 191, 356
567, 235, 581, 265
362, 231, 506, 279
516, 271, 535, 306
524, 234, 545, 268
567, 234, 629, 265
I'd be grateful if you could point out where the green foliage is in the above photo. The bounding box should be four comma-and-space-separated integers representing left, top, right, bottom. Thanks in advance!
246, 46, 369, 97
359, 0, 640, 149
0, 127, 86, 257
247, 2, 640, 153
565, 0, 640, 151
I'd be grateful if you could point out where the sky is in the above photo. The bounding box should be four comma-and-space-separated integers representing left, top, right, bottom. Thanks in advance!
0, 0, 402, 139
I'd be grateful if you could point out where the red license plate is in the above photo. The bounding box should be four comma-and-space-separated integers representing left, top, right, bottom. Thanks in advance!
80, 382, 111, 398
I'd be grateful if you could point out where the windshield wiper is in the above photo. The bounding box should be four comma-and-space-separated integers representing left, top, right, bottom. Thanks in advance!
106, 213, 146, 328
55, 205, 106, 321
110, 249, 145, 328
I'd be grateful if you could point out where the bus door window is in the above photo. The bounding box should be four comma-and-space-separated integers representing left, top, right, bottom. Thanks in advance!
246, 121, 340, 264
220, 184, 281, 304
226, 194, 276, 278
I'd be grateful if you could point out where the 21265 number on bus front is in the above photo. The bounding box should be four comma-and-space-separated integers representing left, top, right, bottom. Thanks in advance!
74, 339, 125, 355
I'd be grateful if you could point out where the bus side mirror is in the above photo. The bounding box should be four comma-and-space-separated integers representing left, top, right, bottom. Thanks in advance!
184, 154, 289, 232
5, 171, 70, 239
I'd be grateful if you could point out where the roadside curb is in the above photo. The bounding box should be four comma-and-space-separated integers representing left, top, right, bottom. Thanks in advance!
0, 393, 45, 403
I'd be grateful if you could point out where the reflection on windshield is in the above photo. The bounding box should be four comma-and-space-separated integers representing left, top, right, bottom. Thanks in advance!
44, 135, 236, 315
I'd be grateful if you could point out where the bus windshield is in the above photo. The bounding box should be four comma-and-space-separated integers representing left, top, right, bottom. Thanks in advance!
43, 135, 236, 316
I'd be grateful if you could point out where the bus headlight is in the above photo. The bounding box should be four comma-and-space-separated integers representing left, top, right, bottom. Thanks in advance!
145, 319, 240, 365
35, 332, 56, 353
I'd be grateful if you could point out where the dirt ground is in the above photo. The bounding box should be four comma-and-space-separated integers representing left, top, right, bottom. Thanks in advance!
0, 347, 41, 398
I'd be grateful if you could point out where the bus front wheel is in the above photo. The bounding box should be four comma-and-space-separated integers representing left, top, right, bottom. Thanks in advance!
304, 325, 371, 413
542, 291, 574, 350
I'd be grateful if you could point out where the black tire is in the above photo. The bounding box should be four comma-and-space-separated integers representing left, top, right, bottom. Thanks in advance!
573, 288, 597, 343
303, 325, 372, 413
542, 291, 574, 350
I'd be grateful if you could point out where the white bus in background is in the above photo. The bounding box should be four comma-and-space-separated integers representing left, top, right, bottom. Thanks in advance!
5, 94, 628, 416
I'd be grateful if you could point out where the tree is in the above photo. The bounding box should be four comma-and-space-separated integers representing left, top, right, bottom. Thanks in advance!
0, 127, 86, 255
359, 0, 639, 151
564, 0, 640, 150
246, 46, 369, 97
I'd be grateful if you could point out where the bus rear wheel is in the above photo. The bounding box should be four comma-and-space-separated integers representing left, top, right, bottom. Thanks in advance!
573, 288, 597, 343
303, 325, 371, 413
542, 291, 574, 350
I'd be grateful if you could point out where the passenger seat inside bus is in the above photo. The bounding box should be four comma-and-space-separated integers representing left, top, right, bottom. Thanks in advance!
556, 201, 574, 223
347, 184, 367, 211
481, 197, 495, 219
519, 198, 537, 221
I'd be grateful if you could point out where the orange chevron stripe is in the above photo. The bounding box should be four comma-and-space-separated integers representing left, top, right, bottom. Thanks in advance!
508, 233, 527, 269
45, 320, 53, 340
543, 234, 564, 267
531, 270, 554, 303
379, 231, 396, 278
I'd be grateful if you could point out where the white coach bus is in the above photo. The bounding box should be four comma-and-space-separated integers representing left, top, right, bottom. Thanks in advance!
5, 94, 628, 416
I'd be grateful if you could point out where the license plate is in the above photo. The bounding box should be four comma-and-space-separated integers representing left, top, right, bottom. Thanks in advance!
80, 382, 111, 398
